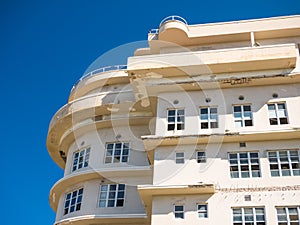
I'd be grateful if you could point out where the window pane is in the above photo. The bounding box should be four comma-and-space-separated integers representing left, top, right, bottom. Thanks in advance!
234, 106, 241, 112
201, 108, 208, 114
210, 108, 217, 114
168, 110, 175, 116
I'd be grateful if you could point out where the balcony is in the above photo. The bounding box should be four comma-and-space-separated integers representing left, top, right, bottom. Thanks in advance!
50, 167, 152, 212
138, 184, 215, 216
128, 44, 297, 76
47, 91, 137, 168
69, 65, 128, 101
49, 90, 135, 131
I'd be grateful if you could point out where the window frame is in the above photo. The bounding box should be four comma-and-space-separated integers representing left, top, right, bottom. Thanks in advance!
267, 102, 289, 125
228, 152, 261, 178
104, 142, 130, 164
63, 187, 84, 215
98, 184, 126, 208
276, 206, 300, 225
71, 147, 91, 172
267, 149, 300, 177
174, 205, 184, 219
233, 104, 253, 127
197, 203, 208, 218
196, 151, 206, 163
175, 152, 185, 164
199, 106, 218, 129
232, 207, 266, 225
167, 108, 185, 131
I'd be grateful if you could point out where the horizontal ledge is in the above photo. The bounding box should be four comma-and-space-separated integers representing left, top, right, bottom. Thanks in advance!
138, 184, 215, 195
141, 129, 300, 149
55, 213, 148, 225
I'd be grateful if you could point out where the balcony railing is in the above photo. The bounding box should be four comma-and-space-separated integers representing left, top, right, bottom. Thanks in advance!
159, 15, 188, 27
71, 65, 127, 92
149, 29, 159, 34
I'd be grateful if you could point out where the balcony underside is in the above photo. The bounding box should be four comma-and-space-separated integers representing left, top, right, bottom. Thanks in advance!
128, 44, 297, 76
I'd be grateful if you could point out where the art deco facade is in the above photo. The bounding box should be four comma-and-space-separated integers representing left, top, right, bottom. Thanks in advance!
47, 15, 300, 225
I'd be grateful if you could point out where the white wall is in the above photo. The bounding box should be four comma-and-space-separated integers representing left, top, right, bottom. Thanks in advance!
151, 191, 300, 225
65, 125, 151, 176
153, 139, 300, 187
155, 83, 300, 136
56, 178, 146, 222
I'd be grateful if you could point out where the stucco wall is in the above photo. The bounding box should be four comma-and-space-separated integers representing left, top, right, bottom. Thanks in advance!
155, 83, 300, 136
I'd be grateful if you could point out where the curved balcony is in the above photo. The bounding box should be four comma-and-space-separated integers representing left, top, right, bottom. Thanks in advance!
49, 90, 134, 131
50, 167, 152, 211
69, 65, 128, 101
55, 214, 148, 225
158, 15, 189, 43
159, 15, 188, 27
47, 90, 141, 168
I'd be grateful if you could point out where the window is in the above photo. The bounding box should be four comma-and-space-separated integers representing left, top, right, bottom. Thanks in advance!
268, 150, 300, 177
105, 142, 130, 164
98, 184, 125, 207
276, 206, 300, 225
268, 102, 288, 125
198, 204, 208, 218
200, 107, 218, 129
197, 151, 206, 163
229, 152, 261, 178
167, 109, 185, 131
64, 188, 83, 215
176, 152, 185, 164
233, 207, 265, 225
233, 105, 253, 127
174, 205, 184, 219
72, 147, 90, 172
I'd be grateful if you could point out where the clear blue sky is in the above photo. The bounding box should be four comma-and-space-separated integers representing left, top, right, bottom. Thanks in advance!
0, 0, 299, 224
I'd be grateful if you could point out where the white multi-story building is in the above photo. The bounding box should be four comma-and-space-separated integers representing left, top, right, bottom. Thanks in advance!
47, 15, 300, 225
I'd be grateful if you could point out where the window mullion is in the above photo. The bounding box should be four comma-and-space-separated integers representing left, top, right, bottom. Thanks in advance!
241, 106, 245, 127
287, 150, 292, 176
277, 151, 282, 176
112, 144, 116, 163
253, 208, 256, 225
174, 109, 178, 129
208, 108, 211, 128
297, 207, 300, 225
83, 149, 86, 166
242, 208, 245, 225
106, 185, 110, 207
115, 184, 119, 207
238, 153, 241, 178
285, 207, 290, 225
248, 152, 252, 178
275, 103, 280, 125
120, 143, 123, 162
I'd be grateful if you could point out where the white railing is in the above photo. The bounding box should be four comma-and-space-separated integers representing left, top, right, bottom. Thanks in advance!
71, 65, 127, 92
159, 15, 188, 27
149, 29, 159, 34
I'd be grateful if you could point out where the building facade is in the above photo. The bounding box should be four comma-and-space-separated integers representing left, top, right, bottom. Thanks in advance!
47, 15, 300, 225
